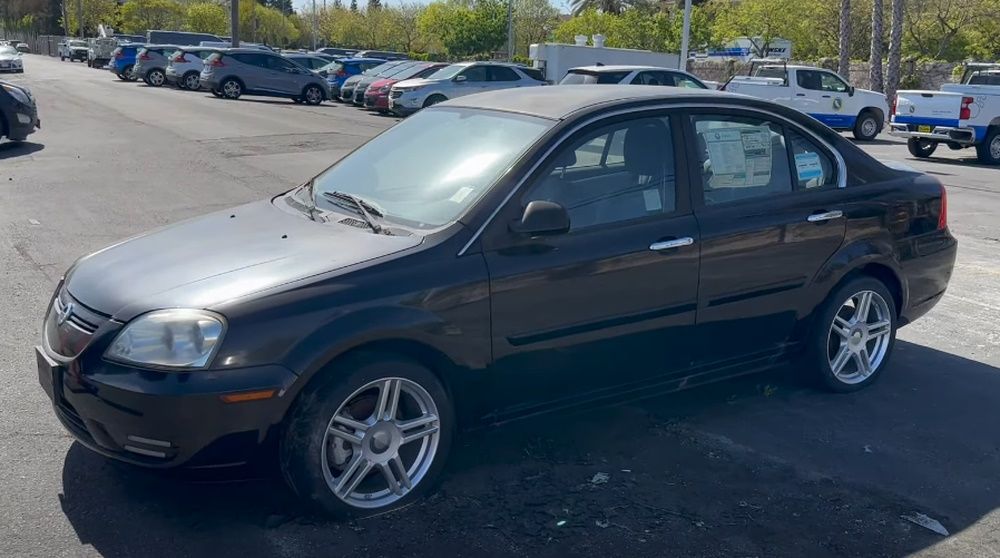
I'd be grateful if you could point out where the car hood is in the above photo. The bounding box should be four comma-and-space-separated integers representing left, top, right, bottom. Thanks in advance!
342, 75, 363, 86
70, 46, 88, 51
0, 54, 20, 60
65, 199, 422, 321
369, 78, 396, 89
395, 77, 437, 89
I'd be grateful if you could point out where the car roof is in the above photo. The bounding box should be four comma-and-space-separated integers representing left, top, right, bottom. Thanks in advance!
339, 57, 387, 63
450, 61, 524, 68
442, 85, 735, 120
570, 65, 678, 73
219, 47, 279, 54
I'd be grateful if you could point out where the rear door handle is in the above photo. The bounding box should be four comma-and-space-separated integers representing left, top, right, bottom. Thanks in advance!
650, 237, 694, 251
807, 210, 844, 222
795, 93, 806, 97
821, 94, 832, 98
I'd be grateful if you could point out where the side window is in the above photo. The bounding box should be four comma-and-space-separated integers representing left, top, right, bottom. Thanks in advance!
523, 117, 676, 231
631, 71, 670, 86
489, 66, 520, 81
267, 56, 297, 71
417, 66, 441, 78
819, 72, 849, 92
788, 131, 837, 189
232, 53, 266, 67
460, 65, 488, 82
690, 114, 793, 205
673, 74, 706, 89
796, 70, 823, 91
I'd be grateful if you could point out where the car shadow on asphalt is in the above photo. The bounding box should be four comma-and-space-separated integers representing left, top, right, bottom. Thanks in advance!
57, 341, 998, 558
0, 141, 43, 159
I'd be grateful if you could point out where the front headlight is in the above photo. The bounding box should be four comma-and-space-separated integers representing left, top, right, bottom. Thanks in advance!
2, 83, 29, 105
379, 85, 391, 93
105, 309, 226, 369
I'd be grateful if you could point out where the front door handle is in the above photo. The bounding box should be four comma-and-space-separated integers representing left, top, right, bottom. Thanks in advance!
807, 210, 844, 222
650, 237, 694, 251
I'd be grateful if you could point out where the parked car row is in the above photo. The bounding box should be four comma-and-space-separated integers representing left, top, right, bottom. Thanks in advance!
0, 45, 25, 73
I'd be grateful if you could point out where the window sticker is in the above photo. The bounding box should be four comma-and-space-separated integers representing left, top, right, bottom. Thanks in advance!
449, 186, 474, 203
703, 126, 773, 188
794, 152, 824, 182
642, 188, 662, 212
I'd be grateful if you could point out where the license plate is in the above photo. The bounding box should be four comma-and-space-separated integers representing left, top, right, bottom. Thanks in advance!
918, 125, 932, 133
35, 346, 64, 402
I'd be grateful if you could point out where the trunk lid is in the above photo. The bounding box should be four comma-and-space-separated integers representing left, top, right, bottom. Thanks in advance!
894, 90, 963, 126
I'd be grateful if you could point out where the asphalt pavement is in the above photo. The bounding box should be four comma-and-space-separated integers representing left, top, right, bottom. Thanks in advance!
2, 55, 999, 558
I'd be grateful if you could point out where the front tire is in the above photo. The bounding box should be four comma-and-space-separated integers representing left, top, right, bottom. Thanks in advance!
907, 138, 937, 158
423, 94, 446, 108
302, 84, 324, 105
807, 277, 897, 393
852, 111, 881, 141
280, 354, 453, 517
975, 127, 1000, 165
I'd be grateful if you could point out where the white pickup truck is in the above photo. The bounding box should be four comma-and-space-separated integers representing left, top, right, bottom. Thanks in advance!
888, 63, 1000, 164
722, 61, 889, 141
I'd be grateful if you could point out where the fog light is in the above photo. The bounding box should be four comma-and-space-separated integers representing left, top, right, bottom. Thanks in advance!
16, 113, 31, 124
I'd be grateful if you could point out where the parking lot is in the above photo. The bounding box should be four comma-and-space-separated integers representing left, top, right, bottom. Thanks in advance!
2, 54, 999, 557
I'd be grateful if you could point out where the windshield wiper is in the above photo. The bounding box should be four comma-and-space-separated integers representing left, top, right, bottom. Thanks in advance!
321, 191, 385, 234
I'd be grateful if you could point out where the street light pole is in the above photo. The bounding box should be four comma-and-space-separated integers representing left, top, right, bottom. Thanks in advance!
76, 0, 83, 38
506, 0, 514, 61
230, 0, 239, 47
679, 0, 691, 71
312, 0, 318, 51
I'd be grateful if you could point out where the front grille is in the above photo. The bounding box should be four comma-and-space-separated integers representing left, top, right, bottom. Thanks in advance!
44, 288, 110, 358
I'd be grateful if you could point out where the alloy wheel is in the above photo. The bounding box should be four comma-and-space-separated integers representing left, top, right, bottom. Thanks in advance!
223, 80, 241, 99
305, 86, 322, 105
861, 117, 878, 139
827, 290, 892, 384
184, 73, 200, 90
991, 135, 1000, 161
321, 377, 440, 509
148, 70, 165, 86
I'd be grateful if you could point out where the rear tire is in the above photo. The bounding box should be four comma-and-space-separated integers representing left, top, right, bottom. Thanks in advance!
975, 127, 1000, 165
907, 138, 937, 158
183, 72, 201, 91
806, 277, 897, 393
146, 69, 165, 87
221, 78, 242, 100
852, 110, 881, 141
122, 65, 137, 82
280, 354, 453, 518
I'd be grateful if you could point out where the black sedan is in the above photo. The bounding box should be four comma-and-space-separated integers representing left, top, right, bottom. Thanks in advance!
1, 80, 38, 141
37, 86, 955, 516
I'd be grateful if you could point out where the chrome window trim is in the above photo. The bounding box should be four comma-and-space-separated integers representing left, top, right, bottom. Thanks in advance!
457, 101, 847, 257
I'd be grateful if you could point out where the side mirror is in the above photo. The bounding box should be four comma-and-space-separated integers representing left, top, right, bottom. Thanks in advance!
454, 75, 467, 82
510, 200, 570, 236
848, 85, 856, 96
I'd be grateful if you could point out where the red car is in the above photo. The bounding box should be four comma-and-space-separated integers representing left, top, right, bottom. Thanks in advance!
364, 62, 447, 113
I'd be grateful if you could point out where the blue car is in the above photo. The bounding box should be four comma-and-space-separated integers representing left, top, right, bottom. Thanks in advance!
109, 44, 142, 82
323, 57, 385, 97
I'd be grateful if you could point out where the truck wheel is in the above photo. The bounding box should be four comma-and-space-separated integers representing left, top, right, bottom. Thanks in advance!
60, 55, 65, 61
975, 128, 1000, 165
852, 111, 881, 141
907, 138, 937, 158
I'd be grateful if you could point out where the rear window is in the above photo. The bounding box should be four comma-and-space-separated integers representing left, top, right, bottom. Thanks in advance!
560, 70, 631, 85
755, 67, 788, 81
522, 67, 546, 81
968, 73, 1000, 85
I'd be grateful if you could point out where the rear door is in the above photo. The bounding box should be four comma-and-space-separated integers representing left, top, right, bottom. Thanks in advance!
683, 109, 847, 365
487, 65, 523, 90
229, 53, 269, 91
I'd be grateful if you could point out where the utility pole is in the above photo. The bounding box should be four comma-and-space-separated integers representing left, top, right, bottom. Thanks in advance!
230, 0, 239, 47
506, 0, 514, 61
312, 0, 318, 51
679, 0, 691, 71
76, 0, 83, 38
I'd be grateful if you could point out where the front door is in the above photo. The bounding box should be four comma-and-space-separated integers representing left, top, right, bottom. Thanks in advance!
453, 65, 490, 97
264, 55, 304, 95
792, 69, 856, 129
683, 109, 847, 365
482, 112, 701, 418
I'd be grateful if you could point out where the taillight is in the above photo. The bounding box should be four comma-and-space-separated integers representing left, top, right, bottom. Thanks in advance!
114, 52, 123, 59
335, 69, 346, 77
960, 96, 973, 120
173, 52, 188, 63
890, 96, 897, 116
139, 52, 152, 61
938, 184, 948, 230
210, 57, 225, 68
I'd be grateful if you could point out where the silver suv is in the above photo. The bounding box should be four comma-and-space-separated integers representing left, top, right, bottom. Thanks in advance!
166, 47, 221, 90
133, 45, 181, 87
389, 62, 546, 116
200, 48, 331, 105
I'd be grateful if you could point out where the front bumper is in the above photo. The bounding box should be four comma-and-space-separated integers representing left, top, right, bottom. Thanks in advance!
338, 87, 356, 102
2, 100, 39, 140
389, 91, 423, 115
37, 328, 298, 468
365, 92, 389, 110
888, 122, 977, 145
0, 62, 23, 72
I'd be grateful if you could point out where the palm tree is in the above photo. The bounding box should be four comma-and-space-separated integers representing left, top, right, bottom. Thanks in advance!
569, 0, 630, 16
886, 0, 903, 101
838, 0, 851, 78
869, 0, 884, 91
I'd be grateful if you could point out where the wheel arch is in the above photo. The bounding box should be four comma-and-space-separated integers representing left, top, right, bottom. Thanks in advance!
859, 106, 885, 127
987, 117, 1000, 128
812, 239, 907, 319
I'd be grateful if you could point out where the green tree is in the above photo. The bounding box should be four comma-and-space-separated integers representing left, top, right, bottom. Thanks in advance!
185, 2, 228, 35
120, 0, 185, 35
708, 0, 802, 58
240, 1, 299, 45
513, 0, 559, 55
62, 0, 118, 36
418, 0, 506, 57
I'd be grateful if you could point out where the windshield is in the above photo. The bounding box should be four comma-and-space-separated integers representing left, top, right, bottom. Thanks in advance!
69, 41, 87, 48
427, 64, 467, 80
0, 46, 16, 55
311, 108, 552, 228
364, 62, 398, 76
561, 70, 630, 84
